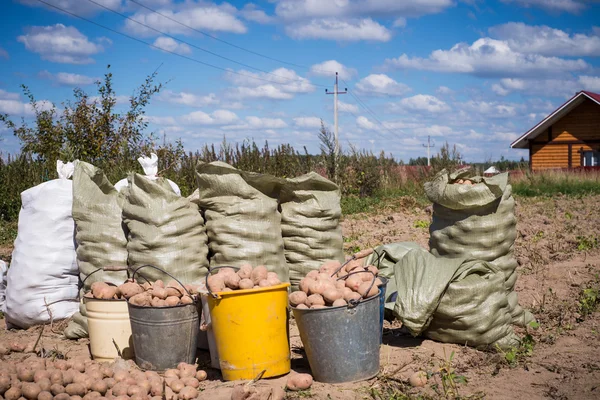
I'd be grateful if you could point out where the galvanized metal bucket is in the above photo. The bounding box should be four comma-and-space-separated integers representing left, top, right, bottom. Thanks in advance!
377, 277, 389, 343
127, 265, 200, 371
292, 293, 381, 383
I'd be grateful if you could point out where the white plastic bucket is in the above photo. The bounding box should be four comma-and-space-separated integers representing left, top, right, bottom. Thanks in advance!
85, 298, 134, 362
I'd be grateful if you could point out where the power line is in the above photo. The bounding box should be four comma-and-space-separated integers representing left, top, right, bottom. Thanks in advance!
33, 0, 323, 90
84, 0, 328, 88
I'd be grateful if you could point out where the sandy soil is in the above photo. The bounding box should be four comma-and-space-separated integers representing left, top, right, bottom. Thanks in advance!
1, 195, 599, 399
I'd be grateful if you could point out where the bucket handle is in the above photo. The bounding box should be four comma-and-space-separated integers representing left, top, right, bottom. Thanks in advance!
79, 265, 150, 291
336, 270, 377, 309
330, 248, 374, 278
130, 264, 194, 299
205, 266, 240, 299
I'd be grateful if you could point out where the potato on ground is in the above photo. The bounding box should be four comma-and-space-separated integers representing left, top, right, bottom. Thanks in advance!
286, 374, 313, 391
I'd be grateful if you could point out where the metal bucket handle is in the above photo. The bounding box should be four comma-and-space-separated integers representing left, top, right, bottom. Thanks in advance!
330, 248, 374, 278
336, 270, 377, 309
79, 265, 150, 292
205, 266, 240, 299
130, 264, 194, 299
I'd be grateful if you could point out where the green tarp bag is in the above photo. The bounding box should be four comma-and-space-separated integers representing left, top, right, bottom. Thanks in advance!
280, 172, 344, 289
122, 173, 210, 284
195, 162, 288, 282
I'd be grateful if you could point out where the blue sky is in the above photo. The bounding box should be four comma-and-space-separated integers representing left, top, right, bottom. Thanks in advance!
1, 0, 599, 162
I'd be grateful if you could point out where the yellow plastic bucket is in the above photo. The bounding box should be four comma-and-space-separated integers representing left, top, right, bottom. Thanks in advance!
84, 298, 134, 362
207, 282, 291, 381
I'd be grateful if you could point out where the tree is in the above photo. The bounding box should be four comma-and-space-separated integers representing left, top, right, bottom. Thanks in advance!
0, 65, 164, 168
408, 156, 428, 166
318, 120, 336, 181
431, 142, 463, 172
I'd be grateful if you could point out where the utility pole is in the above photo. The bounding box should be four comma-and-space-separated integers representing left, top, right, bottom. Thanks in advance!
422, 135, 435, 166
325, 72, 347, 182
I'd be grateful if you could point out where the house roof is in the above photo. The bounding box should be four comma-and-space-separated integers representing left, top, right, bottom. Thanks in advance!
511, 90, 600, 149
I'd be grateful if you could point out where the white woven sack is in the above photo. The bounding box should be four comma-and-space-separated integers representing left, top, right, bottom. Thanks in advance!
0, 260, 7, 313
115, 153, 180, 195
5, 161, 79, 328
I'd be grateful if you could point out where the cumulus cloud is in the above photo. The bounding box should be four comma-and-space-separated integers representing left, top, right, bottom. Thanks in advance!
18, 0, 121, 16
240, 3, 273, 23
309, 60, 357, 80
225, 67, 314, 100
152, 37, 192, 55
489, 22, 600, 57
293, 116, 322, 128
492, 76, 600, 97
0, 89, 53, 116
39, 71, 98, 86
286, 18, 392, 42
223, 116, 287, 130
355, 74, 411, 96
500, 0, 588, 14
385, 37, 589, 77
436, 86, 453, 95
17, 24, 108, 64
388, 94, 450, 113
458, 100, 520, 117
339, 101, 359, 113
180, 109, 239, 125
125, 2, 247, 36
578, 75, 600, 92
158, 90, 219, 107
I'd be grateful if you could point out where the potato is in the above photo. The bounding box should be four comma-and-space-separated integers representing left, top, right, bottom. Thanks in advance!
345, 275, 363, 291
149, 383, 163, 397
100, 367, 113, 379
305, 270, 319, 280
151, 297, 165, 308
70, 396, 84, 400
99, 286, 118, 300
230, 384, 255, 400
310, 305, 326, 309
358, 281, 379, 298
4, 387, 21, 400
299, 279, 311, 294
345, 291, 361, 302
322, 288, 342, 304
153, 280, 165, 289
366, 265, 379, 276
112, 371, 128, 383
288, 291, 307, 307
16, 367, 34, 382
83, 393, 100, 400
309, 280, 332, 296
37, 378, 51, 392
286, 373, 313, 391
207, 275, 225, 293
51, 384, 65, 395
21, 383, 41, 400
113, 396, 129, 400
178, 387, 198, 400
167, 380, 184, 394
33, 370, 49, 383
54, 394, 70, 400
223, 287, 233, 292
165, 296, 180, 307
110, 383, 128, 397
138, 380, 151, 394
177, 364, 196, 379
127, 386, 146, 397
332, 298, 347, 307
258, 279, 270, 287
166, 281, 185, 297
62, 371, 75, 385
117, 282, 143, 299
237, 264, 253, 280
0, 376, 10, 395
91, 381, 108, 395
164, 369, 179, 379
48, 371, 63, 386
296, 304, 308, 309
319, 260, 341, 274
344, 259, 363, 274
37, 391, 53, 400
180, 295, 194, 305
374, 278, 383, 287
151, 287, 168, 300
224, 273, 240, 290
54, 361, 68, 371
87, 370, 103, 382
141, 282, 152, 291
195, 370, 207, 382
102, 378, 115, 389
180, 378, 198, 389
91, 282, 109, 298
306, 294, 325, 307
335, 280, 346, 290
164, 387, 175, 400
409, 371, 427, 387
130, 394, 149, 400
0, 343, 9, 356
251, 266, 268, 285
238, 278, 254, 290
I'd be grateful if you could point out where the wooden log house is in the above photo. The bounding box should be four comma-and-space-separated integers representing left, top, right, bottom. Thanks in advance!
511, 91, 600, 170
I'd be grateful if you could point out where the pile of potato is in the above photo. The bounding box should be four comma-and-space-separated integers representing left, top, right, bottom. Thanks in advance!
288, 260, 382, 309
0, 357, 207, 400
206, 265, 281, 293
453, 179, 473, 185
84, 280, 198, 308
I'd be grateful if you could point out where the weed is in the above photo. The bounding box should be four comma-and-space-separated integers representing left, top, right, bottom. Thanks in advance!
565, 211, 573, 220
429, 350, 481, 399
414, 220, 430, 229
496, 321, 539, 367
532, 231, 544, 243
287, 389, 313, 398
578, 286, 599, 320
576, 235, 598, 251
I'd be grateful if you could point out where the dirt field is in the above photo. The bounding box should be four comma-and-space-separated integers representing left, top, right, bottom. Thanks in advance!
1, 195, 599, 399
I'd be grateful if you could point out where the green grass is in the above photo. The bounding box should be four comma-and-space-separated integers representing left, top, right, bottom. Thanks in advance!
0, 220, 17, 247
341, 187, 429, 215
511, 170, 600, 197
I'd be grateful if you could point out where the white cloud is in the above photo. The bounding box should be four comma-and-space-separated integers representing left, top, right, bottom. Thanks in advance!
145, 115, 178, 126
385, 37, 589, 77
274, 0, 454, 20
0, 90, 20, 101
152, 37, 191, 55
390, 94, 451, 113
356, 116, 376, 130
0, 47, 8, 59
226, 67, 314, 100
39, 71, 98, 86
180, 109, 239, 125
339, 101, 359, 113
286, 18, 392, 42
499, 0, 588, 13
18, 0, 121, 16
240, 3, 273, 23
393, 18, 407, 28
309, 60, 357, 80
125, 3, 247, 36
489, 22, 600, 57
436, 86, 453, 95
293, 116, 322, 128
458, 100, 519, 117
223, 116, 287, 130
0, 90, 53, 117
17, 24, 107, 64
579, 75, 600, 92
491, 76, 600, 97
355, 74, 411, 96
158, 90, 219, 107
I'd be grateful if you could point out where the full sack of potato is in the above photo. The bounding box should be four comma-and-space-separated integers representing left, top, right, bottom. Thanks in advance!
425, 167, 534, 327
121, 173, 209, 284
114, 153, 181, 195
280, 172, 344, 290
5, 161, 79, 329
195, 162, 288, 283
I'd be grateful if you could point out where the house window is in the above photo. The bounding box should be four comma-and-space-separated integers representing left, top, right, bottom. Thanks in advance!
583, 151, 600, 167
